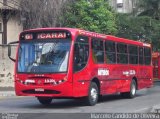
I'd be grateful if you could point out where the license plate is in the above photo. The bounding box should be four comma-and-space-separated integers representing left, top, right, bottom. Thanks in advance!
35, 88, 44, 92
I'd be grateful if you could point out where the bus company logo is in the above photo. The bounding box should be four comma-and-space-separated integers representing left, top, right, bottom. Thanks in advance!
79, 30, 106, 39
123, 70, 136, 76
98, 69, 109, 76
143, 43, 151, 47
38, 80, 42, 84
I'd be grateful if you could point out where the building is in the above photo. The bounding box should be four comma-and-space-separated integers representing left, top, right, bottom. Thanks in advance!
0, 0, 23, 44
109, 0, 138, 14
0, 0, 22, 88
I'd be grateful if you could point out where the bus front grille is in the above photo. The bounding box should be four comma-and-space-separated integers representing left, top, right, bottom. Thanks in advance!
22, 89, 61, 94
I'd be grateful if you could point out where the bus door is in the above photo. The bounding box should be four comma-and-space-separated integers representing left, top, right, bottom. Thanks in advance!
73, 36, 90, 96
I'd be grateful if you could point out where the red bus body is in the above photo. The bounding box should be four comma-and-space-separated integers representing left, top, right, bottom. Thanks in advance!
13, 28, 153, 99
152, 52, 160, 80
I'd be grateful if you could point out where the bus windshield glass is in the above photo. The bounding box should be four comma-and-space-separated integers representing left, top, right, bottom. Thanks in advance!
17, 39, 71, 73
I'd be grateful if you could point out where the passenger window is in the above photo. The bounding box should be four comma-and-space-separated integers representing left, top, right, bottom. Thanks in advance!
105, 41, 116, 64
92, 39, 104, 64
117, 43, 128, 64
74, 36, 89, 72
144, 47, 151, 65
117, 43, 127, 53
129, 45, 138, 64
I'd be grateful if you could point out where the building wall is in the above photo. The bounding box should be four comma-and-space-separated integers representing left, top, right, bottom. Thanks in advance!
0, 0, 23, 44
0, 15, 23, 44
0, 16, 22, 87
0, 45, 17, 87
0, 0, 22, 87
109, 0, 137, 13
0, 16, 23, 44
7, 16, 23, 43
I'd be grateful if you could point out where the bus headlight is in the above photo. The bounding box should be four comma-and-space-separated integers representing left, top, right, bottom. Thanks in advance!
56, 76, 67, 85
17, 79, 35, 85
24, 79, 35, 85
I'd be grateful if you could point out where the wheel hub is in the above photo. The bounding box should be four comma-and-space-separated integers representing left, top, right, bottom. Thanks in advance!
91, 88, 98, 102
131, 83, 136, 95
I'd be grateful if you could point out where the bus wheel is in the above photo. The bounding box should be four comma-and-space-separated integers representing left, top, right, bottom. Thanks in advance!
86, 82, 99, 106
121, 80, 137, 98
37, 97, 53, 105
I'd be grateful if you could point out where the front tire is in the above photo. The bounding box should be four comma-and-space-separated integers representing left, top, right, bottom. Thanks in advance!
85, 82, 99, 106
37, 97, 53, 105
121, 80, 137, 98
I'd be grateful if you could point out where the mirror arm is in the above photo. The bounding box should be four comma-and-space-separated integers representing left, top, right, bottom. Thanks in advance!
8, 41, 19, 62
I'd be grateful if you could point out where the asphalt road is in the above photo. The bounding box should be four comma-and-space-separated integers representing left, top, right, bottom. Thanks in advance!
0, 82, 160, 118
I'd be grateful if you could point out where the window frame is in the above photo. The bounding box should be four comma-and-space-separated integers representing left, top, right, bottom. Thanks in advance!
91, 38, 105, 64
116, 43, 128, 64
105, 40, 116, 64
138, 47, 144, 65
128, 45, 138, 65
144, 47, 151, 65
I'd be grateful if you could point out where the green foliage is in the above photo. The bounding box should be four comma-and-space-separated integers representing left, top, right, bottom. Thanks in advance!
116, 14, 160, 51
137, 0, 160, 20
62, 0, 117, 34
116, 0, 160, 51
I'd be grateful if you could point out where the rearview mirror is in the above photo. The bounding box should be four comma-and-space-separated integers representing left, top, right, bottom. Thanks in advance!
8, 41, 19, 62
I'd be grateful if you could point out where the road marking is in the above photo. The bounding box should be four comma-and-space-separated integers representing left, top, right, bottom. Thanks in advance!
134, 107, 153, 113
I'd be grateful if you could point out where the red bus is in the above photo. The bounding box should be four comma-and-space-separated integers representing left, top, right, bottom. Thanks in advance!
152, 52, 160, 80
8, 28, 153, 106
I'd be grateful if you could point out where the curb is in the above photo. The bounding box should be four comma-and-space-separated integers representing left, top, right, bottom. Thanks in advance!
0, 91, 15, 98
0, 87, 15, 98
150, 105, 160, 113
135, 105, 160, 113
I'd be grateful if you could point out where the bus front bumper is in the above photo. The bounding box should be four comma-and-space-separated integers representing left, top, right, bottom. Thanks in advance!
15, 81, 73, 98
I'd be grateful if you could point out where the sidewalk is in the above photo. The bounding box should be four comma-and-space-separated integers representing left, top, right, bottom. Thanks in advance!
0, 87, 15, 98
150, 105, 160, 113
135, 105, 160, 113
0, 91, 15, 97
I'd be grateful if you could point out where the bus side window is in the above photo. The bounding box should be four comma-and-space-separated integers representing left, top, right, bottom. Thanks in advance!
117, 43, 128, 64
144, 47, 151, 65
74, 36, 89, 72
129, 45, 138, 64
105, 41, 116, 64
92, 39, 104, 64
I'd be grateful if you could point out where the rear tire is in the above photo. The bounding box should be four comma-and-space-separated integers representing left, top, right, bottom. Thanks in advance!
85, 82, 99, 106
121, 80, 137, 98
37, 97, 53, 105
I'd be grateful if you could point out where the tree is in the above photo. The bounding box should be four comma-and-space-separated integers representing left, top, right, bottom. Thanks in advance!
137, 0, 160, 20
19, 0, 69, 29
115, 0, 160, 51
61, 0, 117, 34
116, 14, 160, 51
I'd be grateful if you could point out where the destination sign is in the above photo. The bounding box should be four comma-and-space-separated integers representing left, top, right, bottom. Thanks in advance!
20, 31, 70, 41
37, 32, 67, 39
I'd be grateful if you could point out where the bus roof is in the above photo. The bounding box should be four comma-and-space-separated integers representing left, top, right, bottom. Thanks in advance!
22, 27, 151, 48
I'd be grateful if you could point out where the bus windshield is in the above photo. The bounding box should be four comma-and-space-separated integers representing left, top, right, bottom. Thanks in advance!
18, 39, 71, 73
